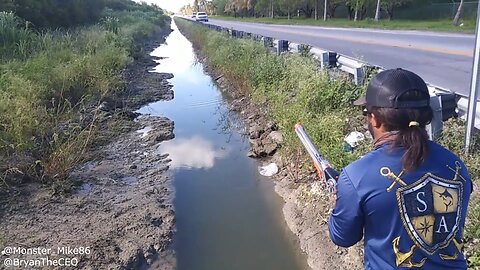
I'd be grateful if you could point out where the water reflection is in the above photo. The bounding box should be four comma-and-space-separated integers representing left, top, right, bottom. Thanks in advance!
158, 136, 228, 169
140, 19, 310, 270
150, 24, 196, 75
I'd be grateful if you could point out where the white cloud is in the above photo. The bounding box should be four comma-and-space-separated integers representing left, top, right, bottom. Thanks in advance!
159, 136, 229, 170
134, 0, 193, 13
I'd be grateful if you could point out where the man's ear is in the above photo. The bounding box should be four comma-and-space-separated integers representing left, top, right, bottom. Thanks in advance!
370, 113, 382, 128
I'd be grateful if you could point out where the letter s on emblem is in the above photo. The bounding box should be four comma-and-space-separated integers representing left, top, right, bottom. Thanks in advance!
416, 192, 427, 212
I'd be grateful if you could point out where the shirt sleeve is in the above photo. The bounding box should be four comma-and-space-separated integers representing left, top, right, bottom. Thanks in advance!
328, 169, 364, 247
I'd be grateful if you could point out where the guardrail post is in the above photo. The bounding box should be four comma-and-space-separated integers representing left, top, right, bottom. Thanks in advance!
440, 93, 458, 120
427, 93, 458, 141
427, 96, 443, 141
320, 52, 337, 68
353, 67, 365, 85
277, 40, 289, 55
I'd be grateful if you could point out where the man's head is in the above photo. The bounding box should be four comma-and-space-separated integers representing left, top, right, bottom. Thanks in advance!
354, 68, 430, 109
355, 68, 433, 171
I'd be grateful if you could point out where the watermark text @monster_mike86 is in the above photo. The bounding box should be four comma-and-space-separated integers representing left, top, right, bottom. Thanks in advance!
1, 246, 91, 268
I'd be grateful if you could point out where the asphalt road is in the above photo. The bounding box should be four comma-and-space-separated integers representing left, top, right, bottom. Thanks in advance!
205, 19, 476, 97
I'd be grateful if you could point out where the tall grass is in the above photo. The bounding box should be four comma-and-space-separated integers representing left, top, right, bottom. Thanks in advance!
0, 10, 168, 186
0, 12, 35, 60
175, 18, 480, 269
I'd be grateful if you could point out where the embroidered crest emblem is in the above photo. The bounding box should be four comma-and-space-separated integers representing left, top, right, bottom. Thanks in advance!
397, 174, 463, 255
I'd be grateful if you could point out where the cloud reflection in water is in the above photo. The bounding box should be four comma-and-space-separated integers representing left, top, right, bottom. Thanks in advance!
159, 136, 228, 170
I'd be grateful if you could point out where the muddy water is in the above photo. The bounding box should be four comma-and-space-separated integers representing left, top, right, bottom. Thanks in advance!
137, 20, 310, 270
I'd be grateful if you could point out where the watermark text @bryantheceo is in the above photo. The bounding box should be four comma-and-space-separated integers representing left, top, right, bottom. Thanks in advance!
2, 246, 90, 268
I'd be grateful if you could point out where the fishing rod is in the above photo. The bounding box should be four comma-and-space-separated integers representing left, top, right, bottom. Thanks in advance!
294, 123, 339, 194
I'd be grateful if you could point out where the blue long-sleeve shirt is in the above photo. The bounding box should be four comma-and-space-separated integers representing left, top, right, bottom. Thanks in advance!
328, 141, 472, 270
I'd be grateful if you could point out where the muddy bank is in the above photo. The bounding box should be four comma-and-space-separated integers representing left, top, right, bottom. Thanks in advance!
206, 69, 364, 269
0, 28, 176, 269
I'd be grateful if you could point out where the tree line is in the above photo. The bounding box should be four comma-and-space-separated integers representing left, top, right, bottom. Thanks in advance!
0, 0, 164, 28
180, 0, 470, 23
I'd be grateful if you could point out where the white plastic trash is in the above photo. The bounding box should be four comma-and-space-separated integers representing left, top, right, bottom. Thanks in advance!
258, 163, 279, 177
344, 131, 365, 148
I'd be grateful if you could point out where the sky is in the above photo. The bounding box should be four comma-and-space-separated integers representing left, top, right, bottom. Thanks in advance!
135, 0, 193, 13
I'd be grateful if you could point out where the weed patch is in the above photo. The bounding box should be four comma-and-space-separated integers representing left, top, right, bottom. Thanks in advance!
0, 8, 168, 187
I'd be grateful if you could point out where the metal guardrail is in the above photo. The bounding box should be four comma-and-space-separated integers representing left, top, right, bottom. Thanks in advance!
180, 17, 480, 133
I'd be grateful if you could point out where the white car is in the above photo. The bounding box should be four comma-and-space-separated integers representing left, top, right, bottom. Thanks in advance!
195, 12, 208, 22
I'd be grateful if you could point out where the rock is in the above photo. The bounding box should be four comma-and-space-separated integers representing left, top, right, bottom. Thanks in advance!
130, 165, 137, 170
217, 77, 226, 85
119, 111, 141, 120
247, 148, 267, 158
268, 131, 283, 143
155, 131, 174, 141
247, 150, 257, 158
272, 153, 285, 168
256, 149, 267, 157
249, 138, 262, 148
263, 143, 278, 156
266, 121, 278, 131
249, 124, 264, 140
159, 73, 174, 80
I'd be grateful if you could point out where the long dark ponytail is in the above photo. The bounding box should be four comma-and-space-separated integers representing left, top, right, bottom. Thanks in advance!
369, 91, 434, 172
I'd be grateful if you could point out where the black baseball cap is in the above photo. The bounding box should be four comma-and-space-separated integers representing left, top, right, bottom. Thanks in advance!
354, 68, 430, 108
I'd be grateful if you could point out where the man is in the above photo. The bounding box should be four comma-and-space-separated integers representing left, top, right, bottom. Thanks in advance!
328, 68, 472, 269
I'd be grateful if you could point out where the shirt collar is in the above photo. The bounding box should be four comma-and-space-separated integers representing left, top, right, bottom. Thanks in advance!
374, 131, 399, 149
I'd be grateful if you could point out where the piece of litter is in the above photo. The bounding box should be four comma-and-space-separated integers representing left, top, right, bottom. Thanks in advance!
344, 131, 365, 148
258, 163, 279, 177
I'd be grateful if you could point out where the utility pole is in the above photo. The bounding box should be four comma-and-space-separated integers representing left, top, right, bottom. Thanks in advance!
375, 0, 381, 22
324, 0, 328, 21
465, 0, 480, 153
